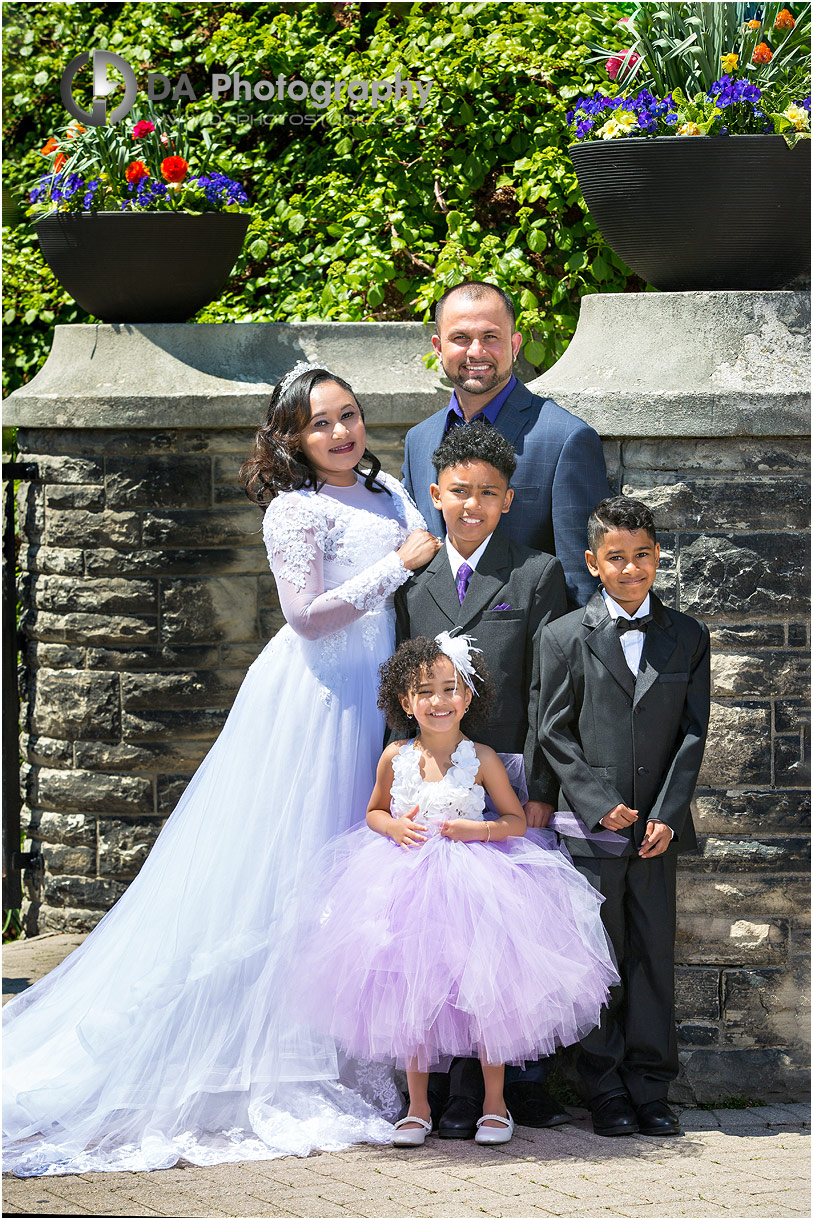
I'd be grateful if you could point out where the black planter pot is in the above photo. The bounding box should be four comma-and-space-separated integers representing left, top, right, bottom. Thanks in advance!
35, 211, 250, 323
569, 135, 810, 291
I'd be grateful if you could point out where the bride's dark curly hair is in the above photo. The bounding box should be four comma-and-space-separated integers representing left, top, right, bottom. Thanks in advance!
240, 366, 387, 505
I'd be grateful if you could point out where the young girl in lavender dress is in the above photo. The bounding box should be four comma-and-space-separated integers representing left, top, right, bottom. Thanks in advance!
294, 634, 619, 1147
3, 364, 441, 1176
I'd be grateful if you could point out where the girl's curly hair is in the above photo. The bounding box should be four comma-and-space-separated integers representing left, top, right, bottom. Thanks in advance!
377, 636, 495, 737
239, 366, 386, 505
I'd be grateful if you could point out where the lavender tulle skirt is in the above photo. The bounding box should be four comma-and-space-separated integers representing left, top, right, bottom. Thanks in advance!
292, 823, 619, 1073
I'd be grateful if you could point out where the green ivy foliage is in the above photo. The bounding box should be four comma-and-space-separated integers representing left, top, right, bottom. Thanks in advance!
2, 0, 639, 396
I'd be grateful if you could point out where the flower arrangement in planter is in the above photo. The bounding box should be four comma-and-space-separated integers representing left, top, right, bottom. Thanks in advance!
565, 2, 811, 291
28, 111, 250, 323
568, 1, 811, 145
30, 111, 248, 214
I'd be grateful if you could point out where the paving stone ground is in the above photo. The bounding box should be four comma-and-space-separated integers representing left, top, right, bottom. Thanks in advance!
3, 935, 810, 1220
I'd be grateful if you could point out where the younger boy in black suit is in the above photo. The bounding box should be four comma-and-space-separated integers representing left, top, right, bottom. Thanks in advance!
536, 496, 710, 1138
395, 422, 569, 1136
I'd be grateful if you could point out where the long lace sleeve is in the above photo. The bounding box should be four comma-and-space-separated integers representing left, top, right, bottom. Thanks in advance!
263, 494, 409, 641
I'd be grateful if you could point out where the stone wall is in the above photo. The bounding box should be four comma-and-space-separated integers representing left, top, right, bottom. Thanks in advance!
6, 295, 810, 1102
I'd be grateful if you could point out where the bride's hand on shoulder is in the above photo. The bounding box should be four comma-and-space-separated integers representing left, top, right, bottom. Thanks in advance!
397, 530, 442, 571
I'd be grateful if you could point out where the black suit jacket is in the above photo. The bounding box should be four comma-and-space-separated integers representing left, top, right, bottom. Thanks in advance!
536, 590, 710, 856
395, 528, 568, 803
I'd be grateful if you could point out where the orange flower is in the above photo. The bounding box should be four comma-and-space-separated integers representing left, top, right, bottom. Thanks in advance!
125, 159, 150, 185
66, 122, 86, 137
752, 41, 774, 63
775, 8, 796, 28
40, 136, 59, 156
161, 155, 188, 183
747, 18, 761, 29
54, 153, 66, 172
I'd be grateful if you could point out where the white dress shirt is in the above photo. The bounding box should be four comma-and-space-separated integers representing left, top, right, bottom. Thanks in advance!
603, 590, 673, 841
445, 533, 494, 579
602, 590, 651, 676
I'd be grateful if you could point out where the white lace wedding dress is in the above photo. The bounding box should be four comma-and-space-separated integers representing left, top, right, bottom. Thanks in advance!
3, 470, 424, 1176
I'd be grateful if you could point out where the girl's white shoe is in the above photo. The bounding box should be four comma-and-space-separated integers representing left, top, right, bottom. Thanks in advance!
475, 1111, 514, 1145
392, 1115, 433, 1147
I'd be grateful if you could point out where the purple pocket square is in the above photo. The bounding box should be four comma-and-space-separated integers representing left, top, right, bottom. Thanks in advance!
491, 603, 512, 611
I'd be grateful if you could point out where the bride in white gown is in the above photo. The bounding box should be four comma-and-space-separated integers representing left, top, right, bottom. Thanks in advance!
3, 363, 440, 1176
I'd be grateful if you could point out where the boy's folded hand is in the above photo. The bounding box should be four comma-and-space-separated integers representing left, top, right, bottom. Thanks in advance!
639, 820, 672, 858
600, 803, 638, 832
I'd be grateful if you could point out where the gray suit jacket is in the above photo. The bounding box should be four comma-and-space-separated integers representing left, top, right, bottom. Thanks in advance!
536, 590, 710, 857
401, 379, 610, 607
395, 528, 568, 803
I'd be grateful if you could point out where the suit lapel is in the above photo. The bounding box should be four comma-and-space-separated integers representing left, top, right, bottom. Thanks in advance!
413, 415, 447, 536
455, 532, 511, 630
493, 381, 535, 449
633, 593, 678, 707
583, 593, 636, 700
424, 547, 461, 622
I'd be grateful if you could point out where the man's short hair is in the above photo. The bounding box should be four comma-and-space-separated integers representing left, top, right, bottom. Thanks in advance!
432, 421, 517, 485
434, 281, 516, 333
587, 496, 657, 553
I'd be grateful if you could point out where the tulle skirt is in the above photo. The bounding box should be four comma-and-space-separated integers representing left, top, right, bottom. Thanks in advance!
291, 823, 619, 1073
3, 612, 399, 1176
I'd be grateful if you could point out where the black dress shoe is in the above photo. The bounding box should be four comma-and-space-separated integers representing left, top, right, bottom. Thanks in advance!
437, 1095, 482, 1139
504, 1084, 570, 1128
591, 1092, 639, 1137
636, 1098, 681, 1136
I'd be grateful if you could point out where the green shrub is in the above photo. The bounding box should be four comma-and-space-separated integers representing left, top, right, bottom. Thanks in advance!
2, 0, 638, 396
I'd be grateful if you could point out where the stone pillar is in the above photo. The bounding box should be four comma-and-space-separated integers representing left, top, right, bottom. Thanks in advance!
532, 290, 810, 1103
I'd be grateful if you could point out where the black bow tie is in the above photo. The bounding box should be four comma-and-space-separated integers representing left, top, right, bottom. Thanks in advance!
615, 613, 653, 635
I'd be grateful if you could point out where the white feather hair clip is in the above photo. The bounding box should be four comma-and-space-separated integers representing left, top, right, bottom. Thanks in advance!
434, 631, 483, 695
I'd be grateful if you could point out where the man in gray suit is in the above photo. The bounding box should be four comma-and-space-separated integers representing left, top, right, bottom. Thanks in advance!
402, 281, 610, 608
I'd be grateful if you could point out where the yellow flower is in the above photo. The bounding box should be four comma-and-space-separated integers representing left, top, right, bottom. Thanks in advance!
616, 110, 638, 131
783, 103, 810, 130
677, 122, 702, 136
598, 118, 625, 139
720, 52, 739, 72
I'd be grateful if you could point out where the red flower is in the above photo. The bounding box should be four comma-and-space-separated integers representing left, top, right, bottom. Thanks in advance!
132, 119, 156, 139
774, 8, 796, 29
125, 159, 150, 185
752, 41, 774, 63
161, 155, 188, 183
606, 50, 640, 80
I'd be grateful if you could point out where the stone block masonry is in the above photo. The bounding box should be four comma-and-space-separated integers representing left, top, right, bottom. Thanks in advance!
5, 298, 810, 1102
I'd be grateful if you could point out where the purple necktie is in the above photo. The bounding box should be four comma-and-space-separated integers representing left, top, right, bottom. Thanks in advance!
456, 562, 473, 604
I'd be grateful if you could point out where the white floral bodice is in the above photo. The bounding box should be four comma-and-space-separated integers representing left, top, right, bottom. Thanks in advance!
261, 472, 426, 697
390, 739, 486, 830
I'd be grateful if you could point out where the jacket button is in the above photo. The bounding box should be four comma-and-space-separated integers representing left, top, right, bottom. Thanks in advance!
637, 766, 648, 775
